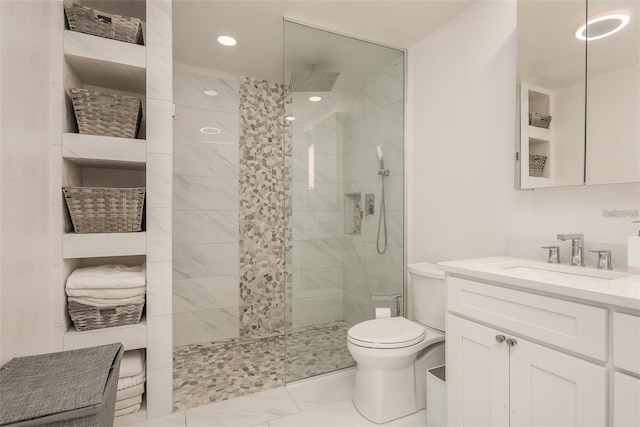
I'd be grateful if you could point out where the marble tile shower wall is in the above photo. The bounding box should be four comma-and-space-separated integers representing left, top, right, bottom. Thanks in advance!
172, 65, 241, 346
290, 111, 345, 329
342, 56, 405, 325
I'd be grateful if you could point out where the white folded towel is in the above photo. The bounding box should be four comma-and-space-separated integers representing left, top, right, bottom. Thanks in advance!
68, 295, 145, 307
115, 404, 141, 417
66, 286, 146, 299
119, 350, 145, 379
117, 372, 145, 390
66, 264, 146, 290
115, 394, 143, 411
116, 383, 145, 401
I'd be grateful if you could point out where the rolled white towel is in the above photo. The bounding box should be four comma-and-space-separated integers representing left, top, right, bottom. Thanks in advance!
66, 264, 146, 290
119, 349, 145, 379
117, 372, 145, 390
66, 286, 146, 299
115, 394, 143, 411
68, 295, 145, 307
116, 383, 145, 402
115, 404, 141, 417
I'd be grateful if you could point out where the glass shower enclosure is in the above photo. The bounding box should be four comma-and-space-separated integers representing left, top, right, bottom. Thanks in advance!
283, 21, 406, 382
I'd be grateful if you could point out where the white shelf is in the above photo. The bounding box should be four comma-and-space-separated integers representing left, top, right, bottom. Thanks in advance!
62, 133, 146, 169
64, 30, 146, 94
527, 176, 553, 187
63, 232, 147, 258
528, 125, 550, 142
64, 319, 146, 351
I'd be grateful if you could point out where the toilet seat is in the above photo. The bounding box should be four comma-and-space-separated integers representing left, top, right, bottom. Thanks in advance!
347, 317, 426, 349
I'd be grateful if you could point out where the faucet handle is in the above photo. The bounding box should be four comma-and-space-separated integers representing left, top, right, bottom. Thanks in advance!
542, 246, 560, 264
589, 250, 612, 270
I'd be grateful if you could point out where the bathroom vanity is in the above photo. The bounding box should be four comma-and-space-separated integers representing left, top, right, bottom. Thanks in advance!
438, 257, 640, 426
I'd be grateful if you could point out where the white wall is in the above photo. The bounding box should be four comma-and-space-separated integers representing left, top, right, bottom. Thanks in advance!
407, 0, 640, 267
0, 1, 53, 364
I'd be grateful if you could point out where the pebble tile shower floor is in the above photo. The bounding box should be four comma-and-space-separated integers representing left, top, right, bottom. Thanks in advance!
173, 322, 354, 411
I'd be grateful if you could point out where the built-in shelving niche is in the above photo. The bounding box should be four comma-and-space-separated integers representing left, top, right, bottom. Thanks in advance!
345, 193, 363, 235
63, 29, 147, 140
519, 84, 554, 188
59, 2, 153, 424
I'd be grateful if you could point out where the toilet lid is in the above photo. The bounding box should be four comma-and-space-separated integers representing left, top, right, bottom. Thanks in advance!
347, 317, 426, 349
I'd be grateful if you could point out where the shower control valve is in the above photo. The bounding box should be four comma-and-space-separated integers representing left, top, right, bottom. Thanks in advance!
365, 194, 375, 215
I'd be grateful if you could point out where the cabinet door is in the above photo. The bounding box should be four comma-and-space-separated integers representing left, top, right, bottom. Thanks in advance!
509, 337, 607, 426
447, 315, 510, 426
614, 371, 640, 427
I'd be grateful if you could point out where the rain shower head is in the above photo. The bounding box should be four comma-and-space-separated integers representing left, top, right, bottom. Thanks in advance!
289, 63, 340, 92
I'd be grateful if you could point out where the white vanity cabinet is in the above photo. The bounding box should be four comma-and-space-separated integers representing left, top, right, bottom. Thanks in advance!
446, 276, 609, 426
447, 315, 606, 426
612, 313, 640, 426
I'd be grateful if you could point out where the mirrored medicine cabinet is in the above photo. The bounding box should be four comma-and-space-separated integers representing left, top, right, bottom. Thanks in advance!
517, 0, 639, 189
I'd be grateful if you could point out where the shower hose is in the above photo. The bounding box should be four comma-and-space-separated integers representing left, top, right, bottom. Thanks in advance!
376, 172, 388, 255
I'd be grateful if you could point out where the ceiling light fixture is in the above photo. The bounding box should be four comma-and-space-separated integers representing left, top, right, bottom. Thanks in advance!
200, 127, 221, 135
217, 35, 237, 46
204, 90, 218, 96
285, 116, 296, 121
575, 11, 630, 41
308, 96, 322, 102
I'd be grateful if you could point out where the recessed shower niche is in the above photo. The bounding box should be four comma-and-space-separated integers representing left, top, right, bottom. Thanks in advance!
345, 193, 363, 235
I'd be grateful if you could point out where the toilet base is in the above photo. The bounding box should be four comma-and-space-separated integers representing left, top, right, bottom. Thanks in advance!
349, 339, 445, 424
352, 360, 421, 424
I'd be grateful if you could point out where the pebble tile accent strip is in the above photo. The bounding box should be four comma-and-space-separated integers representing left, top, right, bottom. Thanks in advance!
238, 77, 287, 339
172, 322, 354, 411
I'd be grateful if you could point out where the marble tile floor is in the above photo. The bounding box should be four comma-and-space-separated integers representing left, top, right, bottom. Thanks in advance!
173, 322, 355, 411
132, 369, 428, 427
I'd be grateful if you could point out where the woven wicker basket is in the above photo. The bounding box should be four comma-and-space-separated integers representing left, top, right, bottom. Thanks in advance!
70, 88, 143, 138
529, 112, 552, 129
64, 2, 144, 45
529, 154, 547, 177
63, 187, 145, 233
68, 300, 144, 331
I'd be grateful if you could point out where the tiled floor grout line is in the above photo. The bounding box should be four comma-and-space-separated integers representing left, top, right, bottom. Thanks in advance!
284, 387, 303, 413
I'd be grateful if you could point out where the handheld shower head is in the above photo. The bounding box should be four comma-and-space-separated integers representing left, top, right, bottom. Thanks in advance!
376, 145, 385, 171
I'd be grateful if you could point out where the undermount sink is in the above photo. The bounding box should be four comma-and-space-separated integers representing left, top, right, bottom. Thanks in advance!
497, 262, 632, 281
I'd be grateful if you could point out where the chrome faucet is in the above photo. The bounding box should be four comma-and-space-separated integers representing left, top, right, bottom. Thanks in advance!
557, 233, 584, 266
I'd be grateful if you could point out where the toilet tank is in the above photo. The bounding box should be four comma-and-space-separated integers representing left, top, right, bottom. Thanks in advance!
407, 262, 445, 332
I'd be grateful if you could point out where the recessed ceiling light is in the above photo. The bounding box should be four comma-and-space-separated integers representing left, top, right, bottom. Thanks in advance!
285, 116, 296, 121
204, 90, 218, 97
575, 11, 630, 41
217, 35, 237, 46
200, 127, 221, 135
308, 96, 322, 102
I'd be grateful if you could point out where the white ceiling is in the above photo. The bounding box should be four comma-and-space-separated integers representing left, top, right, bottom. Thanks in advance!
172, 1, 475, 83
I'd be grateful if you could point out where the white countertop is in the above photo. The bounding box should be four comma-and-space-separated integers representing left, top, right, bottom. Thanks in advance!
438, 256, 640, 312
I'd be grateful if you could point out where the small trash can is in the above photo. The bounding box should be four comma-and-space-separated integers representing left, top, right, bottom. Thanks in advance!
426, 365, 446, 426
0, 343, 123, 426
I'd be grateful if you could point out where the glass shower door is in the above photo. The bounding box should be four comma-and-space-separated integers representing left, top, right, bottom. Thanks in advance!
284, 20, 406, 383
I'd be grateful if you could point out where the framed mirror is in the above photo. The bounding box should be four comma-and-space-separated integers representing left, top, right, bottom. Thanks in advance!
516, 0, 639, 189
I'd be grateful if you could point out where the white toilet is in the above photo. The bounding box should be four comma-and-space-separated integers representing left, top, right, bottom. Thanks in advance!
347, 262, 446, 424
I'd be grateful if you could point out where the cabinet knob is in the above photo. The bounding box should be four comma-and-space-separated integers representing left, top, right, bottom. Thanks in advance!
495, 334, 506, 343
506, 338, 518, 347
